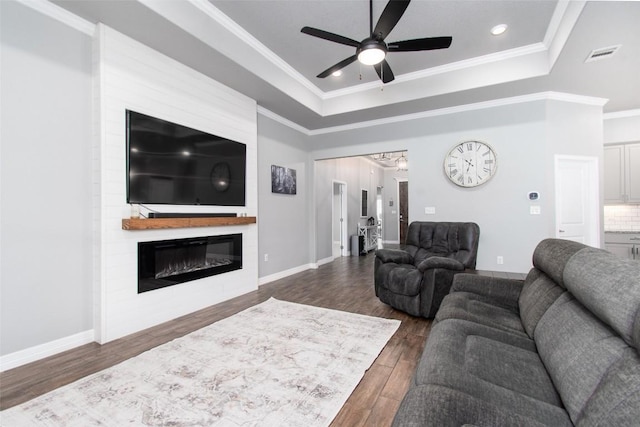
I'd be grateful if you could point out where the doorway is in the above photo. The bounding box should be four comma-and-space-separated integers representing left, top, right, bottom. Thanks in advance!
554, 155, 600, 247
332, 181, 348, 257
398, 180, 409, 244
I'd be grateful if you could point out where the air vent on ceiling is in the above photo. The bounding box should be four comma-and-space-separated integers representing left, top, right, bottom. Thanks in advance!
585, 45, 621, 63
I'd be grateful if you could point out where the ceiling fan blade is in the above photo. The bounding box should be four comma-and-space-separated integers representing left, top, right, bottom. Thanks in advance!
301, 27, 360, 48
388, 36, 453, 52
373, 0, 411, 40
317, 55, 358, 78
374, 59, 395, 83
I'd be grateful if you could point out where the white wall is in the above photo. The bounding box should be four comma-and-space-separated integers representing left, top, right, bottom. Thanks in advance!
309, 99, 603, 273
94, 25, 258, 343
0, 2, 93, 357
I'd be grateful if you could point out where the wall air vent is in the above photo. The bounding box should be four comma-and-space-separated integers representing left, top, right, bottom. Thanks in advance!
585, 45, 621, 63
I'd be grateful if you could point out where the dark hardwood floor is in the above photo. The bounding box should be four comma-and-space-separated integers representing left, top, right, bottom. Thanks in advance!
0, 251, 525, 425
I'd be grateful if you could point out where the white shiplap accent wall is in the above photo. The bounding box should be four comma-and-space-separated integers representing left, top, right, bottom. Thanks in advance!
94, 25, 258, 343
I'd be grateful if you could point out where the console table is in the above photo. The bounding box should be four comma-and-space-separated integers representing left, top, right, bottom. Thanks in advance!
358, 225, 379, 253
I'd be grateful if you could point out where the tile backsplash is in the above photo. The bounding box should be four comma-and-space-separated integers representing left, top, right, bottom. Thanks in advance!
604, 205, 640, 231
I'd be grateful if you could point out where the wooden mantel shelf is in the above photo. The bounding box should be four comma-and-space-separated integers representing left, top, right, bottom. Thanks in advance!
122, 216, 256, 230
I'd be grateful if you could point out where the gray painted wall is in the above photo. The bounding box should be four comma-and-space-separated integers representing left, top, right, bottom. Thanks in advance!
257, 115, 311, 277
309, 100, 603, 273
1, 2, 93, 355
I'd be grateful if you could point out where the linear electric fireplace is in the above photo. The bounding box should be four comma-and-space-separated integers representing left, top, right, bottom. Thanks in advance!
138, 234, 242, 293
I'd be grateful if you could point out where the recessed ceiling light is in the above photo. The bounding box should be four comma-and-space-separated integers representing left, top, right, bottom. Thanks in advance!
332, 70, 343, 77
491, 24, 508, 36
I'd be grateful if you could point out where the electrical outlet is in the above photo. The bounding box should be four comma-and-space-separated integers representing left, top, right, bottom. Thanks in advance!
424, 207, 436, 215
264, 254, 269, 262
497, 256, 504, 265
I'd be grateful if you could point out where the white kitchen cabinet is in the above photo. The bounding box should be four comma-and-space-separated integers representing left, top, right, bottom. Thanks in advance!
627, 143, 640, 203
605, 142, 640, 204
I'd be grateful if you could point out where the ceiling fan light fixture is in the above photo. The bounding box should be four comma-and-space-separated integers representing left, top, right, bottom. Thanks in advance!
332, 70, 343, 77
357, 40, 387, 65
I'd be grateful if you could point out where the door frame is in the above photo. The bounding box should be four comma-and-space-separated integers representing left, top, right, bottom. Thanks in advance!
332, 180, 348, 257
554, 155, 600, 248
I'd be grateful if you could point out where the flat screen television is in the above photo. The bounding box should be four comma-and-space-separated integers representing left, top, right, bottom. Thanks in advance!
126, 110, 246, 206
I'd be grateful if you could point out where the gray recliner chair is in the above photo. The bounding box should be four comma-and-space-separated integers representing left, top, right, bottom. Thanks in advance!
374, 222, 480, 318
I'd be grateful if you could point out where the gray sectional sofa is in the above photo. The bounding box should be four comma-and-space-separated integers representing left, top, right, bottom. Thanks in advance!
392, 238, 640, 426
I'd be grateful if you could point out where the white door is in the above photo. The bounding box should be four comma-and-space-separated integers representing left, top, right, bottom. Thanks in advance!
555, 156, 600, 247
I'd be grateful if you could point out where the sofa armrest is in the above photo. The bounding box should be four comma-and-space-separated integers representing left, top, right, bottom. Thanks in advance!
450, 274, 524, 309
417, 256, 465, 272
375, 249, 414, 265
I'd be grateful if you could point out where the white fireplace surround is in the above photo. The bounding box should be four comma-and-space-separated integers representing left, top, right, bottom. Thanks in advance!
94, 24, 259, 344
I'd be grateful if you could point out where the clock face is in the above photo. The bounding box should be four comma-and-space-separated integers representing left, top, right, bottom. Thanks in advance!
444, 141, 497, 187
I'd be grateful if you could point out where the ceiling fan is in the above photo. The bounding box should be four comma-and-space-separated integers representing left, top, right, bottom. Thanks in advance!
301, 0, 452, 83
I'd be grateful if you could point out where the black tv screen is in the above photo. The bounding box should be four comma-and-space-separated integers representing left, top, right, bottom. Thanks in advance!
126, 110, 246, 206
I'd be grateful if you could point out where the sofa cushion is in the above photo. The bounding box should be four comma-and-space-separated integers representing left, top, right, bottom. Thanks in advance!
518, 268, 565, 338
435, 292, 526, 336
576, 347, 640, 426
532, 238, 587, 288
563, 247, 640, 348
413, 319, 567, 423
392, 384, 572, 427
464, 335, 560, 404
535, 293, 631, 424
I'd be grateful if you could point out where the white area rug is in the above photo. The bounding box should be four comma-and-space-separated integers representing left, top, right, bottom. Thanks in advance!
1, 298, 400, 426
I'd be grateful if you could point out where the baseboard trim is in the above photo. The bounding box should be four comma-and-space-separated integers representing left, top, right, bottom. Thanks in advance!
313, 256, 335, 269
259, 256, 337, 285
259, 263, 314, 286
0, 329, 95, 372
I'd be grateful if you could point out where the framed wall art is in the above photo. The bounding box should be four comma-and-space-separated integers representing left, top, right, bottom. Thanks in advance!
271, 165, 297, 195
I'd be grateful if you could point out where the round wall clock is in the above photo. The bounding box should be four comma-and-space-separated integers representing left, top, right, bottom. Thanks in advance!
444, 140, 497, 187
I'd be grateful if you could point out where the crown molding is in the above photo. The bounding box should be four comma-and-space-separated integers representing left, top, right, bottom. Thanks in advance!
323, 43, 548, 100
544, 0, 586, 68
17, 0, 95, 36
312, 92, 607, 135
603, 109, 640, 120
257, 106, 311, 135
187, 0, 323, 99
257, 92, 607, 137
